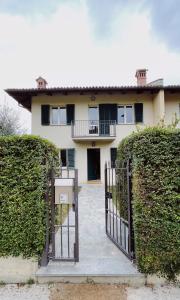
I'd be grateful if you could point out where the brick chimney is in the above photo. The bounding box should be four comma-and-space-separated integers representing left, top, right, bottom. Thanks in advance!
135, 69, 148, 86
36, 76, 47, 89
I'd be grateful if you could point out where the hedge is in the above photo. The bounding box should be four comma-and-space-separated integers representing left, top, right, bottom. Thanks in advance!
117, 127, 180, 280
0, 135, 59, 258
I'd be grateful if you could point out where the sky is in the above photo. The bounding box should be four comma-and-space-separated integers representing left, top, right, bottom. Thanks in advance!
0, 0, 180, 132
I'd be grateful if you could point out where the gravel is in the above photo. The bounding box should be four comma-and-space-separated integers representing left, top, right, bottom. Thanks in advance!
127, 285, 180, 300
0, 283, 179, 300
0, 284, 50, 300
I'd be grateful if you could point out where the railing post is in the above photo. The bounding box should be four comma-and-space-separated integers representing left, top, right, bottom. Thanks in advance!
71, 121, 74, 138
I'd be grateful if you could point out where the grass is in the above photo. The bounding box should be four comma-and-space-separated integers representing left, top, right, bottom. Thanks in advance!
26, 278, 35, 285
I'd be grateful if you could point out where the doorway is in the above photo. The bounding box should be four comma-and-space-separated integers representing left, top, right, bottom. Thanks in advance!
87, 149, 100, 181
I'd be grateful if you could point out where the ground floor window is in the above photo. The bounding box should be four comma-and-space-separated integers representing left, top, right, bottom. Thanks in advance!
60, 149, 75, 168
110, 148, 117, 168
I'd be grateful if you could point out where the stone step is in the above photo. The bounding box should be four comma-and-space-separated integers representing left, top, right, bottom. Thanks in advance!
36, 260, 145, 287
36, 272, 145, 287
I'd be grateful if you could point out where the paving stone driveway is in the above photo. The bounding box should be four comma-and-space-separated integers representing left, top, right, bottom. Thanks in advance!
73, 183, 138, 275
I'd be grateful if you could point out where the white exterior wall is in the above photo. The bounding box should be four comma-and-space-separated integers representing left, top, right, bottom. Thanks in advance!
0, 256, 38, 283
164, 92, 180, 127
32, 93, 155, 183
153, 90, 165, 124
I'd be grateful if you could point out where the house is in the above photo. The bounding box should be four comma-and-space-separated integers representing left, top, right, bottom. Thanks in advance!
6, 70, 180, 183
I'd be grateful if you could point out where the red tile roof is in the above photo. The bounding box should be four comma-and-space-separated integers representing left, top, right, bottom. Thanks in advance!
5, 85, 180, 111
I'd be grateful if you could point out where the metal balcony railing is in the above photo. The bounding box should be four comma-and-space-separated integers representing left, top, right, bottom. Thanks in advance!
72, 120, 116, 138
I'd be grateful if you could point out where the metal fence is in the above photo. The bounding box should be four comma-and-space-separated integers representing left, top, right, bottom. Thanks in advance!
41, 167, 79, 266
105, 160, 135, 261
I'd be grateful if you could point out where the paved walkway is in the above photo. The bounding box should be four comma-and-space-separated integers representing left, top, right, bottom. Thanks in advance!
38, 184, 139, 277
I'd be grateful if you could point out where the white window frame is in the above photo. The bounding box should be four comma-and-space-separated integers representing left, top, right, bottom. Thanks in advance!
118, 104, 134, 124
50, 106, 67, 125
60, 148, 75, 168
88, 105, 99, 135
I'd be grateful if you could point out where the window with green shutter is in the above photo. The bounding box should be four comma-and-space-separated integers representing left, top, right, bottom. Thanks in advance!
67, 104, 75, 125
60, 149, 75, 168
68, 148, 75, 168
135, 103, 143, 123
110, 148, 117, 168
41, 105, 50, 125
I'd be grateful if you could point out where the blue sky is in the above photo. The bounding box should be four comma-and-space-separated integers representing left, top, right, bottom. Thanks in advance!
0, 0, 180, 50
0, 0, 180, 131
0, 0, 61, 16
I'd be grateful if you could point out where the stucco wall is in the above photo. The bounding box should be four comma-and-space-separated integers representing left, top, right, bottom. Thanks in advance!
164, 92, 180, 127
0, 256, 38, 283
153, 90, 165, 124
31, 92, 154, 183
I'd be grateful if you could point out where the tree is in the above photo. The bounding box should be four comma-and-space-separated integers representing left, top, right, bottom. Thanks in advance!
0, 103, 26, 136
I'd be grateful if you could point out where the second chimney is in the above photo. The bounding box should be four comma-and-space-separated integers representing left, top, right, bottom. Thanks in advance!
36, 76, 47, 89
135, 69, 147, 86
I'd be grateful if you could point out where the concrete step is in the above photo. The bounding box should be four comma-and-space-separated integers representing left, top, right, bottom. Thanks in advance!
36, 260, 145, 287
36, 272, 145, 287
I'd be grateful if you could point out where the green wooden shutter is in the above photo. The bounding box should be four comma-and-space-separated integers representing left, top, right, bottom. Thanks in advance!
41, 105, 50, 125
111, 148, 117, 168
67, 104, 75, 125
110, 104, 117, 122
68, 149, 75, 168
135, 103, 143, 123
99, 104, 117, 122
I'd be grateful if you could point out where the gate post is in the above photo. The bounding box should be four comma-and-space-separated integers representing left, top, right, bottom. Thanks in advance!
50, 168, 55, 259
127, 159, 135, 260
40, 172, 51, 266
105, 162, 108, 234
74, 169, 79, 262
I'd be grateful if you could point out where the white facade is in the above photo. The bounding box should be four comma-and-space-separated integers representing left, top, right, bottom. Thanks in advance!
31, 90, 179, 183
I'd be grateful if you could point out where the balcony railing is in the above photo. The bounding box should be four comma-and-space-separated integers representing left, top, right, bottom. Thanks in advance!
72, 120, 116, 139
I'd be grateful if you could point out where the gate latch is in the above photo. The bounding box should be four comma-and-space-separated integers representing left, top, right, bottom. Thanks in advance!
106, 192, 112, 199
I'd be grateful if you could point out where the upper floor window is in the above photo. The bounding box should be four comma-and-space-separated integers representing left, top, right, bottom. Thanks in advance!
51, 106, 67, 125
118, 105, 134, 124
89, 106, 99, 122
88, 106, 99, 134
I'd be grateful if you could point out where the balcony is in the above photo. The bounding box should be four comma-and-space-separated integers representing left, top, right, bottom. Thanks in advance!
72, 120, 116, 142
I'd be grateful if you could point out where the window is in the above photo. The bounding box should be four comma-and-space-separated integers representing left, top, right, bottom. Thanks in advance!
52, 107, 59, 124
89, 106, 99, 134
118, 105, 134, 124
61, 149, 67, 167
110, 148, 117, 168
51, 106, 67, 125
89, 106, 99, 122
60, 149, 75, 168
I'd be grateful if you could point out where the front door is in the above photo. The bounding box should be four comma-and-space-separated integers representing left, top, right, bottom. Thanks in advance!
87, 149, 100, 180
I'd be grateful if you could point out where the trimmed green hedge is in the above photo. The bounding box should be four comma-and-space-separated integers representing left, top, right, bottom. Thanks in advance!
117, 127, 180, 280
0, 135, 59, 258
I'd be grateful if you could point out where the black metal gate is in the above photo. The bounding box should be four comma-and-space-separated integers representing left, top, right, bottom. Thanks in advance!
41, 168, 79, 266
105, 160, 135, 261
